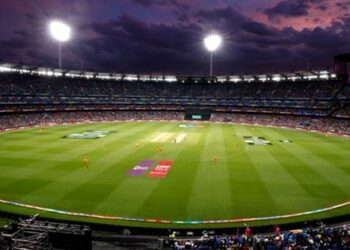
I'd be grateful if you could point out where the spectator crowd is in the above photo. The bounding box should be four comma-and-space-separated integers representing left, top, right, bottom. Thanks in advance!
0, 111, 183, 131
1, 72, 348, 117
0, 111, 349, 136
172, 223, 350, 249
0, 71, 349, 132
212, 113, 350, 136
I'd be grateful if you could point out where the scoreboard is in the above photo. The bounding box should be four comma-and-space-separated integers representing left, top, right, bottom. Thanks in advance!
191, 115, 202, 120
184, 109, 211, 121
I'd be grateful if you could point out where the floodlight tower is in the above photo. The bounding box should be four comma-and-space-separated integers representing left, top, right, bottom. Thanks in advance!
49, 21, 71, 69
204, 34, 222, 76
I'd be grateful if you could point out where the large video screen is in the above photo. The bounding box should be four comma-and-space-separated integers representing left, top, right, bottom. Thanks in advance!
191, 115, 202, 120
185, 109, 211, 120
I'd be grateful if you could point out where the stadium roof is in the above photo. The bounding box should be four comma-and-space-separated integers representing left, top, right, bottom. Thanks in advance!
0, 63, 337, 83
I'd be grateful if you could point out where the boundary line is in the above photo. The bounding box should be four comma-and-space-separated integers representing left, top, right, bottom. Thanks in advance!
0, 198, 349, 225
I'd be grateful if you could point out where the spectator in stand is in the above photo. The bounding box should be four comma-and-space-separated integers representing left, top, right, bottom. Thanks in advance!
212, 113, 350, 136
0, 72, 345, 118
1, 111, 350, 136
0, 111, 184, 131
245, 226, 251, 237
173, 223, 350, 249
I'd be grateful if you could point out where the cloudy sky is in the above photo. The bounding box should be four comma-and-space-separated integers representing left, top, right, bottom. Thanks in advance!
0, 0, 350, 75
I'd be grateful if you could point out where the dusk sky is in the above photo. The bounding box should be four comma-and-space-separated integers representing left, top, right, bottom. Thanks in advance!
1, 0, 350, 75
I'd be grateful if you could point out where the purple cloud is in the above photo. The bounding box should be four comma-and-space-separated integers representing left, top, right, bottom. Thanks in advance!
0, 0, 350, 74
264, 0, 310, 20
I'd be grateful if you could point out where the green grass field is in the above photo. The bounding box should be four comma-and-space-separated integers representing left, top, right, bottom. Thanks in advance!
0, 121, 349, 229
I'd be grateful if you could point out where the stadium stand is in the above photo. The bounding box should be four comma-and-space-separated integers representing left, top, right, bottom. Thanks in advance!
0, 63, 349, 137
334, 104, 350, 118
171, 223, 350, 249
0, 64, 348, 119
1, 111, 350, 137
1, 217, 349, 249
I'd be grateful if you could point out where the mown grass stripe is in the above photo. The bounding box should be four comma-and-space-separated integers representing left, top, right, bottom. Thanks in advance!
0, 122, 349, 228
21, 122, 163, 212
255, 127, 348, 206
238, 126, 320, 214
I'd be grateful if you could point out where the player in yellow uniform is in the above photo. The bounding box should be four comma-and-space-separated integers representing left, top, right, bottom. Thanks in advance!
83, 158, 89, 169
213, 155, 219, 164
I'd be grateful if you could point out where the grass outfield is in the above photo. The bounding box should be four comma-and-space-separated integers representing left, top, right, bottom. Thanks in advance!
0, 121, 349, 229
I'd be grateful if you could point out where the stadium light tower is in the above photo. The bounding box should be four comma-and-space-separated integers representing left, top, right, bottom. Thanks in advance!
49, 21, 71, 69
204, 34, 222, 76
